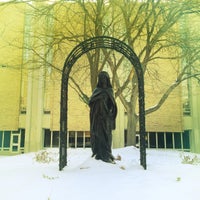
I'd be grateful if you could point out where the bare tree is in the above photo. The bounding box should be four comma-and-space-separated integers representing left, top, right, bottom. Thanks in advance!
1, 0, 200, 146
102, 0, 200, 145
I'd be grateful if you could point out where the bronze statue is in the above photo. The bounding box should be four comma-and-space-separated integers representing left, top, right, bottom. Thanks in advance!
89, 71, 117, 163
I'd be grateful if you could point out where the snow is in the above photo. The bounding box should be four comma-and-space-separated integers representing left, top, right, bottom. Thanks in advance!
0, 147, 200, 200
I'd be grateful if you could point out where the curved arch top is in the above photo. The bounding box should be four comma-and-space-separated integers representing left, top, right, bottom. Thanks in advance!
62, 36, 142, 78
59, 36, 146, 171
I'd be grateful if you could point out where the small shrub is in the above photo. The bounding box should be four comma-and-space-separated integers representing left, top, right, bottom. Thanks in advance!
119, 165, 126, 170
34, 150, 58, 163
43, 174, 59, 180
180, 154, 200, 165
115, 154, 122, 161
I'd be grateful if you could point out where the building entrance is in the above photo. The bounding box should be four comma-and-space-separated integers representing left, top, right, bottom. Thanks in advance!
11, 134, 21, 153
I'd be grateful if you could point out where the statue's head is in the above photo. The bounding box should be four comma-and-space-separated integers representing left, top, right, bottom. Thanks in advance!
97, 71, 112, 89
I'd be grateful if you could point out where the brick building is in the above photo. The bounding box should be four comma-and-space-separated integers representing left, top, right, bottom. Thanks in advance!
0, 1, 199, 155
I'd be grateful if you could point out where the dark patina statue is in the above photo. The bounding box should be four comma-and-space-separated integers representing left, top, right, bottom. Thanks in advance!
89, 71, 117, 164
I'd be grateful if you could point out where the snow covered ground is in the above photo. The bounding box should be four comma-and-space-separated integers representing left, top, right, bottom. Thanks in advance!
0, 147, 200, 200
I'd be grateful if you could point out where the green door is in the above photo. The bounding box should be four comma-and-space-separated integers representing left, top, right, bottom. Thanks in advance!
11, 134, 21, 153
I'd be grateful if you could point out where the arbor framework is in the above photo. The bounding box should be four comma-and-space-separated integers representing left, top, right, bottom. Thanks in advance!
59, 36, 146, 170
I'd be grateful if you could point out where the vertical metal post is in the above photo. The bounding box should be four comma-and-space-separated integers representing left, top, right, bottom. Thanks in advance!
138, 68, 147, 170
59, 78, 68, 171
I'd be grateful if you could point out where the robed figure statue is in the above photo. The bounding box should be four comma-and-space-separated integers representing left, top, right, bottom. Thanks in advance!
89, 71, 117, 163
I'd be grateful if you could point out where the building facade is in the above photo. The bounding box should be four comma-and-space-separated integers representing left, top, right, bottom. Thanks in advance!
0, 2, 199, 155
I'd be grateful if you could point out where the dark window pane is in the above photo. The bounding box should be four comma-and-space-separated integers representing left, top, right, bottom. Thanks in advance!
77, 131, 83, 147
124, 130, 127, 147
85, 131, 91, 147
13, 135, 19, 143
12, 146, 18, 152
20, 129, 25, 148
44, 129, 51, 147
3, 131, 11, 148
0, 131, 2, 148
174, 132, 181, 149
183, 130, 190, 149
158, 132, 164, 148
52, 131, 59, 147
166, 132, 173, 148
69, 131, 75, 148
149, 132, 156, 148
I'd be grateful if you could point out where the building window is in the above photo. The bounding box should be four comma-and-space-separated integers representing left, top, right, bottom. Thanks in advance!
44, 129, 51, 147
149, 132, 156, 148
52, 131, 59, 147
183, 100, 191, 116
146, 131, 190, 150
0, 131, 2, 148
157, 132, 165, 148
77, 131, 84, 147
68, 131, 75, 148
3, 131, 11, 150
0, 129, 25, 153
68, 131, 91, 148
43, 129, 59, 148
182, 130, 190, 149
126, 131, 190, 150
85, 131, 91, 147
43, 129, 91, 148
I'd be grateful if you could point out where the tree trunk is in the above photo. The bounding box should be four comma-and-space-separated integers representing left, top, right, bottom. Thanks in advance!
126, 110, 138, 146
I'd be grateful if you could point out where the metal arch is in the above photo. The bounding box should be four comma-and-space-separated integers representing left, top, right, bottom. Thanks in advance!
62, 36, 141, 76
59, 36, 146, 171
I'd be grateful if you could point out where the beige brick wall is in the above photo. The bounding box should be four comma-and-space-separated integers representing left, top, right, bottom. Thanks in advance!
145, 86, 183, 132
0, 4, 24, 130
144, 57, 183, 132
0, 68, 21, 130
0, 2, 184, 134
48, 69, 90, 131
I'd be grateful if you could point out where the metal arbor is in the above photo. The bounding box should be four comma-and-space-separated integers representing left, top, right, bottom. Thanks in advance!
59, 36, 146, 170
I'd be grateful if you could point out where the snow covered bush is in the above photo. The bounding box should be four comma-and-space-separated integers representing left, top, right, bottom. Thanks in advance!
181, 154, 200, 165
34, 150, 58, 163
